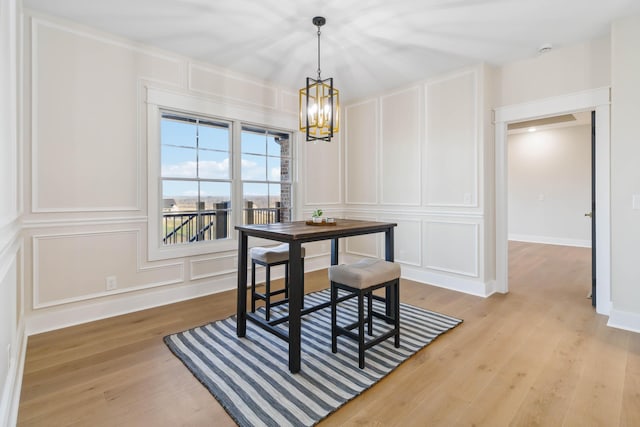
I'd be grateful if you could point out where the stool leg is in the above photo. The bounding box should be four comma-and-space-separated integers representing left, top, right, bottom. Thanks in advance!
367, 291, 373, 336
284, 261, 289, 299
251, 261, 256, 313
265, 265, 271, 321
394, 279, 400, 348
358, 291, 365, 369
331, 282, 338, 353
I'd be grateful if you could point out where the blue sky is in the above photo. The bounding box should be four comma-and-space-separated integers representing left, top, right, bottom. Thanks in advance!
161, 118, 286, 200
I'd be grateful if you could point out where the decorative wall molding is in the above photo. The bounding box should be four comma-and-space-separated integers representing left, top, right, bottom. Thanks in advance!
379, 216, 422, 267
342, 206, 484, 219
22, 216, 148, 228
345, 99, 379, 205
26, 274, 231, 335
32, 229, 184, 309
0, 217, 21, 260
279, 90, 298, 115
302, 130, 343, 206
379, 86, 422, 206
344, 215, 380, 258
28, 16, 187, 75
30, 18, 150, 213
423, 220, 480, 278
424, 68, 479, 209
189, 253, 237, 281
188, 62, 279, 109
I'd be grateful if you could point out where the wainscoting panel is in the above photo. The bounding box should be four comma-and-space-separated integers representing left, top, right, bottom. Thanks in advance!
33, 230, 184, 308
423, 220, 479, 277
190, 253, 237, 281
189, 63, 278, 109
344, 216, 379, 258
280, 91, 298, 114
31, 19, 183, 212
303, 241, 331, 258
380, 87, 421, 206
424, 70, 478, 208
303, 133, 342, 206
345, 100, 378, 205
379, 217, 422, 266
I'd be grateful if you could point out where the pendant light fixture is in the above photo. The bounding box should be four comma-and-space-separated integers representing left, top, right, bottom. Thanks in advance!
299, 16, 340, 142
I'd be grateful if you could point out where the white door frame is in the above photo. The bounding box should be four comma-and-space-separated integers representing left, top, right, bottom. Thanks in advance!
494, 87, 611, 315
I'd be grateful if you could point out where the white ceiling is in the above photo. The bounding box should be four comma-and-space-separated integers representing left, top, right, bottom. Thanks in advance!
23, 0, 640, 102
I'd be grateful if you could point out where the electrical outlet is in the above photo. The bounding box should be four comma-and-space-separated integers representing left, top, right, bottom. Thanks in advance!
105, 276, 118, 291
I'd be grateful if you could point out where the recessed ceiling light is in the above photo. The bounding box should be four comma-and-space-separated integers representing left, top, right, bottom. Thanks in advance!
528, 127, 537, 132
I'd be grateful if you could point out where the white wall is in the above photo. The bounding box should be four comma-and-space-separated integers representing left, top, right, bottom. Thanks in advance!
497, 37, 610, 107
609, 14, 640, 331
508, 125, 592, 247
17, 7, 640, 345
0, 0, 24, 425
342, 65, 496, 297
21, 12, 325, 334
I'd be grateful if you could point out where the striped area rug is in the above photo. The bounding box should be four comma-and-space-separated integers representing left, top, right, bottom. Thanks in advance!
164, 289, 462, 427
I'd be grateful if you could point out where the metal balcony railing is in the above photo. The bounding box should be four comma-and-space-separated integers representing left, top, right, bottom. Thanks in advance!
162, 201, 286, 245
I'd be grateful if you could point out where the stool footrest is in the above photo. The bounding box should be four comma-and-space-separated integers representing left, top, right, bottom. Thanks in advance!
330, 260, 401, 369
254, 288, 287, 301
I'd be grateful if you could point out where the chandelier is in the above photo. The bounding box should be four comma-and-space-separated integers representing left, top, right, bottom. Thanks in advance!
299, 16, 340, 142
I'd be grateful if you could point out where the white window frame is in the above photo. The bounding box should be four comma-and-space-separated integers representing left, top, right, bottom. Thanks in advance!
240, 125, 293, 224
146, 87, 298, 261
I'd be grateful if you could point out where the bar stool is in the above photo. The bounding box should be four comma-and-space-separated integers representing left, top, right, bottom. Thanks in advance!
329, 258, 401, 369
250, 243, 306, 321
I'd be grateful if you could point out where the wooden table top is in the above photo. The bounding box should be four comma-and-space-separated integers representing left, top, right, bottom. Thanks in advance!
235, 218, 397, 243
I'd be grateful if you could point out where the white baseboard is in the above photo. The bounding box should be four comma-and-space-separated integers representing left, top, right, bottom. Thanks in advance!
25, 276, 237, 336
1, 318, 26, 427
607, 306, 640, 334
25, 254, 335, 336
509, 234, 591, 248
23, 251, 493, 335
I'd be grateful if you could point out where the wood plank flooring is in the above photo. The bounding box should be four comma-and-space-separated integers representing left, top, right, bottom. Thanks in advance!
17, 242, 640, 426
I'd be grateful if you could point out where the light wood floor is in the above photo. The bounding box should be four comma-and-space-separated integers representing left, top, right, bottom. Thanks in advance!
17, 242, 640, 426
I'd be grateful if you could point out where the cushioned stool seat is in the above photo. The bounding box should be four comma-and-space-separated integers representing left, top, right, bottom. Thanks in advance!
250, 243, 306, 321
329, 258, 401, 368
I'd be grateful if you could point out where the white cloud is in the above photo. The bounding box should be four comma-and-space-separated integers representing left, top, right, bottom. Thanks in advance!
241, 158, 266, 180
199, 158, 230, 178
162, 158, 230, 179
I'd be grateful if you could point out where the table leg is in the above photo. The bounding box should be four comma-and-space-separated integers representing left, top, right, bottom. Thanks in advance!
331, 238, 339, 265
385, 227, 396, 318
288, 242, 302, 373
237, 231, 248, 337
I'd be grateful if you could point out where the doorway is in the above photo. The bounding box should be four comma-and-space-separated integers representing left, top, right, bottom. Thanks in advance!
494, 88, 611, 315
506, 111, 594, 303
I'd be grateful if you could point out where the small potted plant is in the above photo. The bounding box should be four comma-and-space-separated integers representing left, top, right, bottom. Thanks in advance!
312, 208, 323, 223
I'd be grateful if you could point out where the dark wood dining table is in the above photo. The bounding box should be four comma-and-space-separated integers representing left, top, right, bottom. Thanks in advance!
235, 218, 397, 373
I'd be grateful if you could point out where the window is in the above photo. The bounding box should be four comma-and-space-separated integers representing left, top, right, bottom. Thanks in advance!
147, 88, 298, 260
161, 113, 232, 245
241, 126, 292, 224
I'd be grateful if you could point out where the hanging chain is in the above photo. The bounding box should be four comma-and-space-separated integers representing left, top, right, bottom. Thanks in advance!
316, 25, 322, 80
